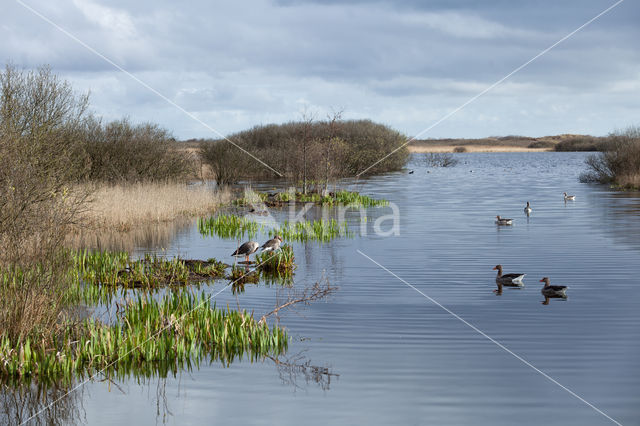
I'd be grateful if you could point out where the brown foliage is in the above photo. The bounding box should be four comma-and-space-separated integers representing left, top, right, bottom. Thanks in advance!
81, 118, 192, 183
198, 119, 409, 185
554, 136, 608, 152
0, 64, 87, 344
580, 126, 640, 189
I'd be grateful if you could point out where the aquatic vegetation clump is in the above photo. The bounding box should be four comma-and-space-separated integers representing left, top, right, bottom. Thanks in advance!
332, 190, 388, 207
232, 190, 268, 206
0, 291, 288, 384
275, 190, 387, 207
270, 219, 352, 242
256, 244, 296, 274
198, 214, 263, 239
73, 250, 227, 289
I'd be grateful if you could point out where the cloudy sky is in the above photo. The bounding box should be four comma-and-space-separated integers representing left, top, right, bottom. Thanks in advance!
2, 0, 639, 139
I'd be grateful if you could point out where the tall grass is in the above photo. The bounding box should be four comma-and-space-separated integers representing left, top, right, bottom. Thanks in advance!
197, 214, 262, 239
271, 219, 352, 242
0, 259, 76, 345
80, 183, 231, 231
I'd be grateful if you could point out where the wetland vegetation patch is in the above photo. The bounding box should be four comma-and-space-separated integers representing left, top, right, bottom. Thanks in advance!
0, 291, 287, 385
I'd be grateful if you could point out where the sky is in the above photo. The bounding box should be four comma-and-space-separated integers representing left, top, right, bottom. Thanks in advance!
2, 0, 639, 139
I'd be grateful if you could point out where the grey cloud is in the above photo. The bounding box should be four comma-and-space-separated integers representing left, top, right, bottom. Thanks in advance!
2, 0, 638, 139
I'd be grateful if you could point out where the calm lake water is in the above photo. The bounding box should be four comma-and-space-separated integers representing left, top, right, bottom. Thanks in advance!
27, 153, 640, 425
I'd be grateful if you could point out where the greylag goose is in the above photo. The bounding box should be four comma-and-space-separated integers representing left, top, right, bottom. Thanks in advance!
563, 192, 576, 201
260, 235, 283, 252
493, 265, 525, 286
524, 202, 532, 214
495, 215, 513, 225
231, 241, 259, 263
540, 277, 568, 297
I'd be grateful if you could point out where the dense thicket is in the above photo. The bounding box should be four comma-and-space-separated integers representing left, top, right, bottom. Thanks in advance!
580, 126, 640, 189
554, 136, 608, 151
82, 118, 192, 183
199, 119, 410, 186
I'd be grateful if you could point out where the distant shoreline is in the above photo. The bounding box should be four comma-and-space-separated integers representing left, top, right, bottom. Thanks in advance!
408, 144, 552, 153
405, 134, 593, 153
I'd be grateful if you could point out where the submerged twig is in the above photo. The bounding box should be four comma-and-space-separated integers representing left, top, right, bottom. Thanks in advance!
259, 277, 337, 325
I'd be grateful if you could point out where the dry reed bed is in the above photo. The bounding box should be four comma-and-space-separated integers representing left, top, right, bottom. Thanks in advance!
80, 183, 231, 231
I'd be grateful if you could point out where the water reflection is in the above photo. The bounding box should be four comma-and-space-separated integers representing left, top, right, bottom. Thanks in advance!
541, 295, 568, 305
593, 189, 640, 251
66, 219, 193, 252
268, 352, 339, 392
0, 383, 84, 426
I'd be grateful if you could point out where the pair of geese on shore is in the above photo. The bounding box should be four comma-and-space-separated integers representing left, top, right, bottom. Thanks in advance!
495, 192, 576, 225
493, 264, 568, 302
231, 236, 283, 263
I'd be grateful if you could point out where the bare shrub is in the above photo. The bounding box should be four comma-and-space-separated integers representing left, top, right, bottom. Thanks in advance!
198, 119, 409, 186
82, 118, 192, 183
453, 146, 467, 153
555, 136, 607, 152
424, 152, 459, 167
199, 140, 249, 184
580, 126, 640, 189
0, 64, 89, 344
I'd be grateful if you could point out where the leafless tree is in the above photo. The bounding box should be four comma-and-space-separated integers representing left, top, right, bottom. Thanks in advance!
0, 64, 91, 343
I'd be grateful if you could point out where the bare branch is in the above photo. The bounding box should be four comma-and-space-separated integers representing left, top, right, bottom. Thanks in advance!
259, 277, 337, 325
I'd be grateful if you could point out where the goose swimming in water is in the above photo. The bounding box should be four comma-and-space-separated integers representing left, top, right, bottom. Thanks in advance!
231, 241, 259, 263
495, 215, 513, 225
493, 265, 525, 286
260, 235, 283, 252
540, 277, 568, 297
563, 192, 576, 201
524, 201, 532, 214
